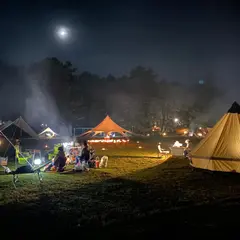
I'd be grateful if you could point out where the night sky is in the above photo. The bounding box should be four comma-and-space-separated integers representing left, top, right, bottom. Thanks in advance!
1, 0, 240, 94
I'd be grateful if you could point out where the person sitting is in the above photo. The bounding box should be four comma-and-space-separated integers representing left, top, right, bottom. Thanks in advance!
80, 141, 90, 171
88, 145, 96, 168
157, 143, 169, 157
54, 146, 67, 172
43, 157, 55, 172
66, 155, 71, 165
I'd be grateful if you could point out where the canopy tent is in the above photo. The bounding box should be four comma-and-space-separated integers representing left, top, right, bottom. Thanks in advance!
0, 116, 38, 139
80, 115, 132, 138
38, 127, 59, 139
191, 101, 240, 173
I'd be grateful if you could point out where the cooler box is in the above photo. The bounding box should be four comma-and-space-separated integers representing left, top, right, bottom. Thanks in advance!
170, 147, 185, 156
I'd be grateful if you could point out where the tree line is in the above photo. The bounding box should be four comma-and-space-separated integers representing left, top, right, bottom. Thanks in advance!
0, 58, 222, 133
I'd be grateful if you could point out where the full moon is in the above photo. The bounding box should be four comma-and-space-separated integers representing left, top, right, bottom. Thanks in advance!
56, 26, 70, 40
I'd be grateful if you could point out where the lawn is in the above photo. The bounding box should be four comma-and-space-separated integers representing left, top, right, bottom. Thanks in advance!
89, 136, 199, 157
91, 141, 159, 157
1, 140, 240, 238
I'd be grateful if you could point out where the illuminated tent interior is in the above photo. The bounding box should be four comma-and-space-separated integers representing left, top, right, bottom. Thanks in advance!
191, 101, 240, 173
80, 115, 132, 141
0, 116, 38, 139
38, 127, 59, 139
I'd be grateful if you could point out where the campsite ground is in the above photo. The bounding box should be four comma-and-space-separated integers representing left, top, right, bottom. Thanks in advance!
1, 137, 240, 238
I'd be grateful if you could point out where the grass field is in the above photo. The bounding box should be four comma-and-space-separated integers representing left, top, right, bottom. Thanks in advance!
88, 135, 200, 157
1, 140, 240, 238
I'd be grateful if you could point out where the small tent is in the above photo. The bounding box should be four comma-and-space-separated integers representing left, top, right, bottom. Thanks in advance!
191, 101, 240, 173
80, 115, 131, 138
38, 127, 59, 139
0, 116, 38, 139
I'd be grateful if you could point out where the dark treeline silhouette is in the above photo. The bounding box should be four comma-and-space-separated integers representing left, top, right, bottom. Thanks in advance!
0, 58, 223, 133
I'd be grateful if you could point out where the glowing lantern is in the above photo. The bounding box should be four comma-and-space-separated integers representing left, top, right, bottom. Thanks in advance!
88, 139, 129, 143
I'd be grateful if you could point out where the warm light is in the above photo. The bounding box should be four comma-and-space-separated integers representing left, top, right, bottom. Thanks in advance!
138, 146, 142, 149
102, 148, 106, 151
137, 141, 139, 143
189, 132, 194, 137
174, 118, 179, 123
147, 133, 150, 136
199, 127, 202, 130
88, 139, 129, 143
163, 132, 167, 136
197, 133, 203, 137
184, 131, 188, 134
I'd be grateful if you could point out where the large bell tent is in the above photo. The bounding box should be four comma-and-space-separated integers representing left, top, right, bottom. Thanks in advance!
191, 101, 240, 173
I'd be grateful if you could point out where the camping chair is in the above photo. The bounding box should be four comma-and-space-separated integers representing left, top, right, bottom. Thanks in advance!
157, 143, 170, 158
2, 161, 51, 188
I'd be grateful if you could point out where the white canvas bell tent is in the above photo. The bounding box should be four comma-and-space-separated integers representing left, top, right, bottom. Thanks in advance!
80, 115, 132, 138
191, 101, 240, 173
38, 127, 59, 139
0, 116, 38, 139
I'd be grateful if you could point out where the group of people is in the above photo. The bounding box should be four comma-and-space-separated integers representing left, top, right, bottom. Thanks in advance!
44, 140, 96, 172
73, 140, 96, 171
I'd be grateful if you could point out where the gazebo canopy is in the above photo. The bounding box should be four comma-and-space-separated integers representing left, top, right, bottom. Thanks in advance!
80, 115, 131, 138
